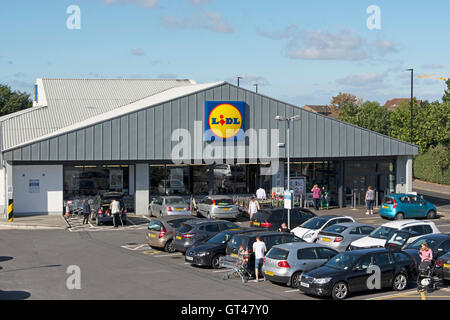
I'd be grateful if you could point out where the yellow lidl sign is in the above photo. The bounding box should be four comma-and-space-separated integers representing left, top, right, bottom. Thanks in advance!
205, 101, 245, 141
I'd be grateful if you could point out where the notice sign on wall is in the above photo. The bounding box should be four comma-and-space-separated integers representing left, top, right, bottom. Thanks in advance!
29, 179, 40, 193
109, 169, 123, 189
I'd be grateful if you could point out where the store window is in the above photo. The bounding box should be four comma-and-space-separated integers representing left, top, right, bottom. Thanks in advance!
150, 165, 190, 196
192, 165, 209, 195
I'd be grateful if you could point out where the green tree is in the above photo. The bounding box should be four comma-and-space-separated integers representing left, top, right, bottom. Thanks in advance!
330, 92, 362, 114
443, 79, 450, 103
0, 84, 32, 117
358, 101, 390, 135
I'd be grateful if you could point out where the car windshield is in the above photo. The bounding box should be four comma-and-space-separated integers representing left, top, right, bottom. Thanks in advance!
208, 231, 234, 244
166, 198, 186, 205
326, 253, 358, 270
370, 226, 396, 239
301, 217, 329, 230
406, 238, 438, 250
266, 248, 289, 260
214, 199, 233, 206
323, 225, 348, 234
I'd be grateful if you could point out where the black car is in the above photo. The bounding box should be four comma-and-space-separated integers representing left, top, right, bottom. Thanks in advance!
435, 252, 450, 282
225, 231, 303, 275
403, 233, 450, 264
94, 192, 127, 226
250, 208, 316, 231
173, 219, 240, 254
185, 228, 260, 268
299, 232, 417, 300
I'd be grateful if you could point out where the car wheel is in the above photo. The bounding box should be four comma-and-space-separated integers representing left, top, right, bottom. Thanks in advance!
331, 282, 348, 300
211, 254, 223, 269
395, 212, 405, 220
427, 210, 436, 219
291, 271, 303, 288
392, 273, 408, 291
164, 240, 176, 253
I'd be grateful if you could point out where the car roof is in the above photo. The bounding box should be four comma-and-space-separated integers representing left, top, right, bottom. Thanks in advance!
207, 195, 232, 199
186, 219, 233, 226
155, 215, 198, 221
341, 248, 389, 256
327, 222, 373, 228
273, 242, 330, 250
233, 231, 292, 238
381, 219, 434, 228
411, 233, 450, 240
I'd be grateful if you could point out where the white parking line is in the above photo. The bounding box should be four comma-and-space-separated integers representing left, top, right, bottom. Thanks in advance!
364, 289, 418, 300
212, 269, 232, 273
284, 289, 299, 293
153, 253, 183, 258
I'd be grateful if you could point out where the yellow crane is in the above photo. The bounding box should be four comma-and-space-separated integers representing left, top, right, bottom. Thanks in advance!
417, 73, 449, 81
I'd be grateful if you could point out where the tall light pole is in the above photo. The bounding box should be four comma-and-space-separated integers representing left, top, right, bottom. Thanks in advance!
237, 76, 243, 87
406, 68, 414, 143
275, 114, 300, 229
253, 84, 258, 93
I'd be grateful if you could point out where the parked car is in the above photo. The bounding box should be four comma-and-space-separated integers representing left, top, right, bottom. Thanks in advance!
299, 235, 417, 300
196, 195, 239, 220
146, 215, 200, 253
435, 252, 450, 282
349, 220, 441, 250
94, 192, 127, 226
250, 208, 316, 231
224, 231, 303, 276
291, 215, 356, 243
149, 196, 191, 217
403, 233, 450, 264
316, 223, 376, 252
185, 228, 259, 268
379, 193, 437, 220
262, 243, 339, 288
173, 219, 240, 254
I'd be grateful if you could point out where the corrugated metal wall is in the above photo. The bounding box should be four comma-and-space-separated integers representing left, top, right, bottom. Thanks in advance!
3, 83, 418, 162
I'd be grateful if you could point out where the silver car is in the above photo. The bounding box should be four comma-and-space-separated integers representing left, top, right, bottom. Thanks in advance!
315, 222, 376, 252
149, 196, 191, 217
262, 242, 339, 288
196, 195, 238, 220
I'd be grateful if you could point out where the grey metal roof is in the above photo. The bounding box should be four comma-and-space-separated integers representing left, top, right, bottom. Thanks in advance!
0, 78, 195, 150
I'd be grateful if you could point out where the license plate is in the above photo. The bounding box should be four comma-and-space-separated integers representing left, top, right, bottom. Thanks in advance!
300, 282, 310, 288
444, 264, 450, 269
321, 237, 331, 242
265, 270, 274, 276
253, 222, 260, 226
231, 253, 238, 258
383, 205, 389, 209
186, 256, 193, 261
150, 234, 156, 238
175, 208, 184, 211
176, 236, 182, 240
222, 208, 231, 211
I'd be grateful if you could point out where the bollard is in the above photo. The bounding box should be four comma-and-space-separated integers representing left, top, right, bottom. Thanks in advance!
375, 191, 379, 208
8, 199, 14, 222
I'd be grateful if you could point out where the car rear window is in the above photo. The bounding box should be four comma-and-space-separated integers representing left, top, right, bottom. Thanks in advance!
167, 218, 191, 229
214, 199, 233, 206
252, 211, 271, 221
267, 248, 289, 260
229, 235, 248, 250
178, 223, 194, 233
166, 198, 186, 205
148, 220, 162, 231
383, 197, 394, 204
323, 225, 348, 234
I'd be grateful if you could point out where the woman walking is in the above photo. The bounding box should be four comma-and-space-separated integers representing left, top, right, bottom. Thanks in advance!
311, 184, 321, 211
365, 186, 375, 215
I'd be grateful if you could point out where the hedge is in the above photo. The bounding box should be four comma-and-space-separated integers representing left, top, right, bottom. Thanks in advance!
414, 144, 450, 185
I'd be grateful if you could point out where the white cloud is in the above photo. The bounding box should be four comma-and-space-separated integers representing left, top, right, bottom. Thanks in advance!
422, 64, 445, 70
101, 0, 158, 8
226, 74, 270, 87
285, 29, 367, 61
257, 24, 299, 40
336, 72, 387, 87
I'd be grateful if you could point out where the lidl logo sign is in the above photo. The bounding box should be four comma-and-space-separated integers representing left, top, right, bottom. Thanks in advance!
205, 101, 245, 141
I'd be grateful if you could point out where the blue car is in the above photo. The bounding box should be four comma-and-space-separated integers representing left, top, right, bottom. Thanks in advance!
378, 194, 437, 220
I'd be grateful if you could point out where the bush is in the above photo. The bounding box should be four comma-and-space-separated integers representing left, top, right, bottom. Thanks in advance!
414, 144, 450, 185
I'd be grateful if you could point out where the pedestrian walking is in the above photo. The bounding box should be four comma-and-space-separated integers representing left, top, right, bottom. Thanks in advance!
278, 222, 291, 233
82, 199, 90, 225
365, 186, 375, 215
252, 236, 267, 282
110, 199, 121, 228
320, 186, 329, 210
311, 184, 321, 210
248, 196, 260, 220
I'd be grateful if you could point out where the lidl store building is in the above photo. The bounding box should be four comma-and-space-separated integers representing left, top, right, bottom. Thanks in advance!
0, 79, 418, 217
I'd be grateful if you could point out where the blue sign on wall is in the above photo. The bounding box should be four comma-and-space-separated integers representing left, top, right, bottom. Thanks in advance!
204, 101, 245, 141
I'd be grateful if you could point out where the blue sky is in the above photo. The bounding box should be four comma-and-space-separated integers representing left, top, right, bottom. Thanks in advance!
1, 0, 449, 106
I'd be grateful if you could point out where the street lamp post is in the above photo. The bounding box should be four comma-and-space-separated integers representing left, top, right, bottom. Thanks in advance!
237, 76, 243, 87
253, 84, 258, 93
275, 114, 300, 229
